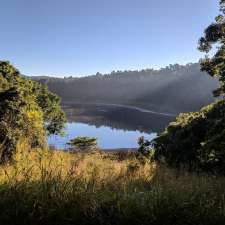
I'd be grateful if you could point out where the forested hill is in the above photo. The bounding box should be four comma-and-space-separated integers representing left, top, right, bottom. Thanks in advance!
32, 63, 219, 114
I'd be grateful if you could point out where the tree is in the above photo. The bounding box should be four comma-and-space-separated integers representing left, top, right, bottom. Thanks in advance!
35, 84, 66, 135
0, 61, 66, 162
0, 87, 46, 161
153, 1, 225, 174
0, 61, 66, 136
67, 136, 98, 152
198, 0, 225, 97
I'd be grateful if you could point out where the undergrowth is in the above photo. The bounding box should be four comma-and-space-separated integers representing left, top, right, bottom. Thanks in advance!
0, 144, 224, 225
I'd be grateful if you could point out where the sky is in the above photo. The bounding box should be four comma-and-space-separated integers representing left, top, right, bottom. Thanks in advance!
0, 0, 219, 77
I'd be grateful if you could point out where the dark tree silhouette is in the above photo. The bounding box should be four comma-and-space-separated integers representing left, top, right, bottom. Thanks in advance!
198, 0, 225, 97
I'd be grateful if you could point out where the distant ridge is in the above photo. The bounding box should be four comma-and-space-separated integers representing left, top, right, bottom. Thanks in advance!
31, 63, 219, 114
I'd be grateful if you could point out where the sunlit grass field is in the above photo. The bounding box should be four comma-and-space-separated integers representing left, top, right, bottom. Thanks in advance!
0, 143, 225, 225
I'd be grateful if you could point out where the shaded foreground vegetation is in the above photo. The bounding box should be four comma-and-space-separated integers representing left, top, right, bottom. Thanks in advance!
154, 99, 225, 174
0, 146, 225, 225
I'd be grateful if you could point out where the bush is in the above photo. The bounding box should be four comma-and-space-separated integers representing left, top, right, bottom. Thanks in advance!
154, 100, 225, 174
138, 136, 154, 158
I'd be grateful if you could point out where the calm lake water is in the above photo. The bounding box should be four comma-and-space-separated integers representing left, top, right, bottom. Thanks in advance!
48, 103, 175, 150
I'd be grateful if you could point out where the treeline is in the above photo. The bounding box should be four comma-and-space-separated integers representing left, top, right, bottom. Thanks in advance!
32, 63, 219, 114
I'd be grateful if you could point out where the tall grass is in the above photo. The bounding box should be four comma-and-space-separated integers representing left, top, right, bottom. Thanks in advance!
0, 144, 224, 225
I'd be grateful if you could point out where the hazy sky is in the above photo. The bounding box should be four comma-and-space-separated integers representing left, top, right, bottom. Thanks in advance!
0, 0, 218, 77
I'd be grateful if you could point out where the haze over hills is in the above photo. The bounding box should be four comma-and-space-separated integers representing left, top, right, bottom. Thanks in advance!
32, 63, 219, 114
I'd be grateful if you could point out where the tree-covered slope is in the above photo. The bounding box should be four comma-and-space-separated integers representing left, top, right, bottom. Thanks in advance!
32, 63, 219, 114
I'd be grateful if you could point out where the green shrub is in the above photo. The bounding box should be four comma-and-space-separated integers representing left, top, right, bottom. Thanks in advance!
154, 100, 225, 174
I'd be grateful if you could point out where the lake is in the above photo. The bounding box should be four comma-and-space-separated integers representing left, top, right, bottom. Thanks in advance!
48, 103, 175, 150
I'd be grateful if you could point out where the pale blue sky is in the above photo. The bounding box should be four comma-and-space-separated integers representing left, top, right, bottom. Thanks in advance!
0, 0, 218, 77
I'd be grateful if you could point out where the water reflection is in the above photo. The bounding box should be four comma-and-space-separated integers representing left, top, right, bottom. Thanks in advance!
48, 103, 175, 150
64, 103, 174, 133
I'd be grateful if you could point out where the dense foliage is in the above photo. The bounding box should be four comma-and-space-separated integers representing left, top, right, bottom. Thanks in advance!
154, 0, 225, 174
154, 100, 225, 173
0, 61, 66, 162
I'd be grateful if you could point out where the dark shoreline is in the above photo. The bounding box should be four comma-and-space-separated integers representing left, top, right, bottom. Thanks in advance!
50, 146, 138, 152
102, 148, 137, 152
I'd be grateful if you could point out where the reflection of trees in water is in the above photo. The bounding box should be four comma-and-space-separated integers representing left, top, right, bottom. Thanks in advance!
64, 104, 174, 133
